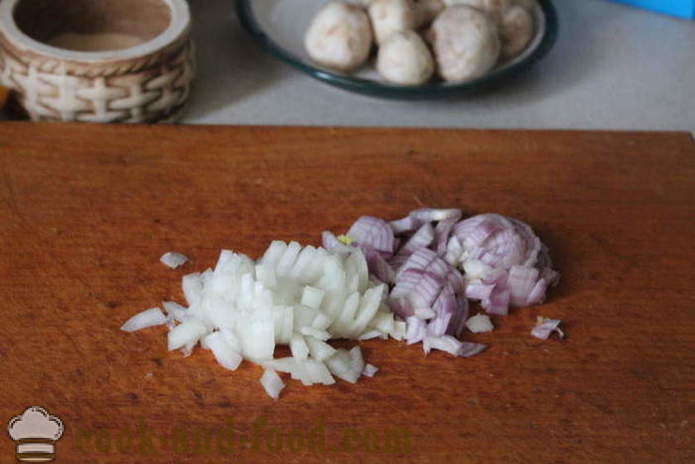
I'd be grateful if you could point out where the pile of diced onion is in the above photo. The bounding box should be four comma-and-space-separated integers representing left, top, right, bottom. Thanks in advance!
122, 208, 561, 399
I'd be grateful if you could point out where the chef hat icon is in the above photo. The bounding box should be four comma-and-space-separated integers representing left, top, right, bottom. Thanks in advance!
7, 407, 63, 463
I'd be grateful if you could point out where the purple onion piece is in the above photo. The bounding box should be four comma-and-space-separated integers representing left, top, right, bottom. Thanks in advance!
458, 342, 487, 358
367, 249, 396, 284
410, 208, 462, 224
405, 316, 427, 344
434, 217, 458, 257
390, 215, 420, 235
446, 294, 469, 339
531, 318, 564, 340
397, 247, 438, 278
347, 216, 395, 255
398, 222, 435, 257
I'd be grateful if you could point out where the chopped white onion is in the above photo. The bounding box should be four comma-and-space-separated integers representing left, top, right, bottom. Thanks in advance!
121, 307, 168, 332
204, 332, 243, 370
160, 251, 189, 269
362, 363, 379, 377
305, 336, 337, 361
167, 318, 207, 351
289, 334, 309, 360
162, 301, 188, 323
260, 369, 285, 400
300, 326, 331, 341
326, 348, 361, 384
181, 273, 204, 307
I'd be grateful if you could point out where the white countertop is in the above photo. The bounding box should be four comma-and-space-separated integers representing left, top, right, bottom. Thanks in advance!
186, 0, 694, 132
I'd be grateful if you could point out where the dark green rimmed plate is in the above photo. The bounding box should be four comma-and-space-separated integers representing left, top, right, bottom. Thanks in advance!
237, 0, 558, 99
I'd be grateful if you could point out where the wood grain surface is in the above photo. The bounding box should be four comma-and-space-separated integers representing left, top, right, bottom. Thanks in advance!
0, 123, 693, 464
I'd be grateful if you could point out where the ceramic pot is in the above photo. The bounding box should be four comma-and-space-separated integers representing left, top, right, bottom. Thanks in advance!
0, 0, 195, 123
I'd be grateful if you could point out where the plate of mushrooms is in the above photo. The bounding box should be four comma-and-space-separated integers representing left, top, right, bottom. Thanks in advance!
237, 0, 557, 99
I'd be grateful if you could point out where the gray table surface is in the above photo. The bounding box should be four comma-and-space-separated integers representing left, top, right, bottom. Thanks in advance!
185, 0, 694, 132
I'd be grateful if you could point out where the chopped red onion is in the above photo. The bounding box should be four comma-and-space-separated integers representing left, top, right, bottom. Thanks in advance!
427, 283, 456, 337
446, 292, 469, 338
390, 208, 462, 235
450, 213, 559, 315
465, 313, 494, 333
434, 217, 458, 256
405, 316, 426, 344
360, 246, 396, 284
390, 215, 418, 235
410, 208, 463, 224
423, 335, 485, 358
397, 223, 435, 257
458, 342, 487, 358
347, 216, 395, 255
531, 317, 564, 340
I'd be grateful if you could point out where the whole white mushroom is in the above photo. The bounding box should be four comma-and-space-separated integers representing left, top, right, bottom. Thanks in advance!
442, 0, 510, 23
377, 30, 435, 85
414, 0, 445, 28
305, 1, 373, 72
368, 0, 418, 45
431, 5, 500, 83
499, 5, 534, 59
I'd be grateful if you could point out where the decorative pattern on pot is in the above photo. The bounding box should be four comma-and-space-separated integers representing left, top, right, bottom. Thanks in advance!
0, 0, 195, 123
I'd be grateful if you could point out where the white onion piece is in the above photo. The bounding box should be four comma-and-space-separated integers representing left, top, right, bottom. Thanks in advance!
391, 320, 407, 340
326, 349, 360, 383
531, 317, 564, 340
167, 318, 208, 351
204, 332, 243, 370
290, 334, 310, 360
358, 329, 384, 340
300, 359, 335, 385
305, 336, 337, 361
300, 326, 331, 341
362, 363, 379, 377
349, 346, 365, 375
181, 273, 204, 307
121, 307, 168, 332
260, 369, 285, 400
301, 286, 325, 309
162, 301, 188, 323
465, 313, 494, 333
160, 251, 189, 269
312, 312, 332, 330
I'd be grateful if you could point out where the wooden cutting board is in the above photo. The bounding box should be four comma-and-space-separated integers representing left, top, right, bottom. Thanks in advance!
0, 123, 693, 464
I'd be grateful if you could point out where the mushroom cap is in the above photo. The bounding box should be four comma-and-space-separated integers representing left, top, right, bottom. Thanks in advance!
442, 0, 511, 23
432, 5, 501, 83
368, 0, 418, 45
499, 4, 534, 59
377, 30, 435, 85
305, 1, 373, 72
